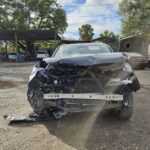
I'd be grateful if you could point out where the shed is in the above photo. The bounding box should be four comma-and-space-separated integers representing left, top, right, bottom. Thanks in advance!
119, 35, 150, 56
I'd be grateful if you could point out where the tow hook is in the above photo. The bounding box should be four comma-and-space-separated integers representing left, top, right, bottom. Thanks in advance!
123, 100, 129, 107
52, 110, 68, 119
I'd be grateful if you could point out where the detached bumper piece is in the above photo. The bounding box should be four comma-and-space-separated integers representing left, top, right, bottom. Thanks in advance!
3, 113, 51, 124
44, 93, 123, 101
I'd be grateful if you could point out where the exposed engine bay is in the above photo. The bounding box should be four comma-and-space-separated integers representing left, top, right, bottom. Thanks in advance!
27, 53, 140, 119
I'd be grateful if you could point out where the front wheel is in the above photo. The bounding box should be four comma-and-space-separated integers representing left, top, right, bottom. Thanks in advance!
118, 91, 133, 120
27, 87, 45, 116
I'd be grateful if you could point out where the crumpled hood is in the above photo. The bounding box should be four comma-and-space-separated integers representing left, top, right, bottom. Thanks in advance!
43, 53, 126, 66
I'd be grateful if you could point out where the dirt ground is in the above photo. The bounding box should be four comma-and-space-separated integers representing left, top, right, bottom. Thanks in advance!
0, 62, 150, 150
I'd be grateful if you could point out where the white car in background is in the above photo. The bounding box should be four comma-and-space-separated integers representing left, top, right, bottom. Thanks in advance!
8, 53, 17, 61
37, 51, 48, 60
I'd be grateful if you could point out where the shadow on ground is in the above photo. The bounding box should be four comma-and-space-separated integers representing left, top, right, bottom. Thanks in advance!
42, 112, 129, 150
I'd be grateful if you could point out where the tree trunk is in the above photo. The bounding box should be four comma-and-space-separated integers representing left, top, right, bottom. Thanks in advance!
26, 41, 36, 59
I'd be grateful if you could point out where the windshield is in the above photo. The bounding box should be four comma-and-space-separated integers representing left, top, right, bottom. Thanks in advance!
54, 44, 112, 58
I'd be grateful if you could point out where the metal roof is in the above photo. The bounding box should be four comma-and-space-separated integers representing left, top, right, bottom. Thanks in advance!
120, 35, 149, 41
62, 40, 91, 44
0, 30, 61, 41
61, 37, 117, 44
92, 37, 117, 43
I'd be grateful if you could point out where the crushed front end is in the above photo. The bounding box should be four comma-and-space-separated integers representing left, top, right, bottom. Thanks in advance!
27, 53, 140, 119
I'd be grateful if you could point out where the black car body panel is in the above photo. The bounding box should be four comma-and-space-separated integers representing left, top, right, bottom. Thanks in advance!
27, 44, 140, 118
44, 53, 126, 67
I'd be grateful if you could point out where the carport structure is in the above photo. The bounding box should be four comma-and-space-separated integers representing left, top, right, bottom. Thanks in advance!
0, 30, 119, 59
0, 30, 60, 41
0, 30, 61, 58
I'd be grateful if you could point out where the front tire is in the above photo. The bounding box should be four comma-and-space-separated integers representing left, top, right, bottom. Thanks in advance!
118, 91, 133, 120
27, 88, 45, 116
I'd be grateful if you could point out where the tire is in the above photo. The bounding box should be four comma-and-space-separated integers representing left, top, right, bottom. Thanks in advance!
118, 91, 133, 120
140, 65, 145, 70
100, 108, 115, 117
27, 88, 45, 116
147, 62, 150, 68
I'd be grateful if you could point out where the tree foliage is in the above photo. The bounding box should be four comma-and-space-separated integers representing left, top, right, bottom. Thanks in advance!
0, 0, 68, 34
100, 30, 120, 41
35, 40, 60, 49
0, 0, 68, 54
79, 24, 94, 41
119, 0, 150, 37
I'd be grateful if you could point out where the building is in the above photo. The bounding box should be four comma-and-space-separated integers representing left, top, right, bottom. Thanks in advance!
119, 35, 150, 56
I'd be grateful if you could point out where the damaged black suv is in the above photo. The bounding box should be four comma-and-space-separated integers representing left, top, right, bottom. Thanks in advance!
27, 43, 140, 120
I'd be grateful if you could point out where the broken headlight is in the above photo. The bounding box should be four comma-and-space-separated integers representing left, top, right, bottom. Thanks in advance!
123, 62, 133, 73
29, 66, 39, 81
29, 65, 44, 81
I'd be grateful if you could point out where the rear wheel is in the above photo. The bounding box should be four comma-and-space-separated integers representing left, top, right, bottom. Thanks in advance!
140, 65, 146, 70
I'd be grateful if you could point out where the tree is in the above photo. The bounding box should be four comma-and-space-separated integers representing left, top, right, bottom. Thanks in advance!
79, 24, 94, 41
0, 0, 67, 33
119, 0, 150, 37
100, 30, 120, 41
0, 0, 68, 52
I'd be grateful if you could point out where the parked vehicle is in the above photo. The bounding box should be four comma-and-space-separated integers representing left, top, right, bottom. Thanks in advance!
123, 52, 148, 69
8, 53, 17, 62
27, 43, 140, 120
37, 51, 48, 60
8, 53, 25, 62
0, 53, 8, 62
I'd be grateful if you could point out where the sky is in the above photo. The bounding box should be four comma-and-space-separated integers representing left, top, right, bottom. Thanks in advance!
57, 0, 122, 40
